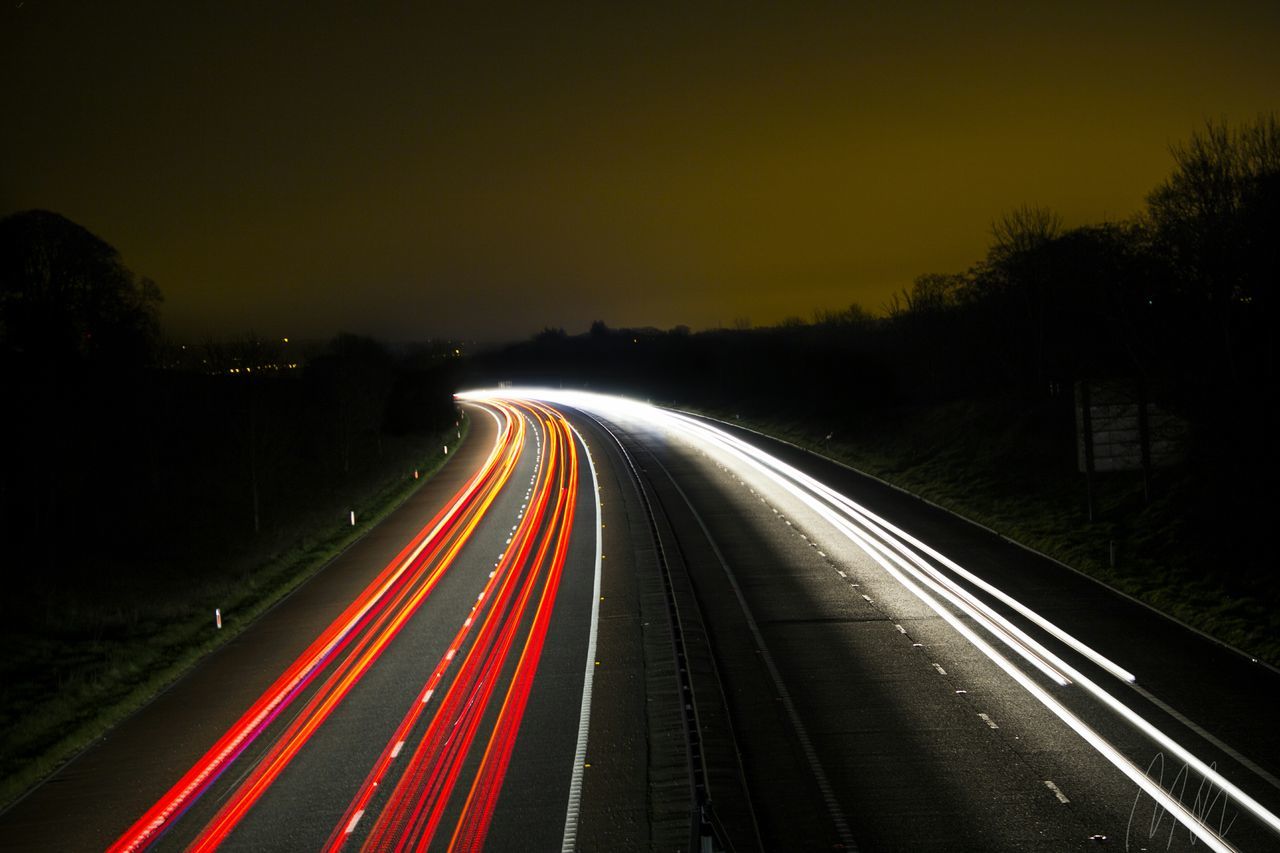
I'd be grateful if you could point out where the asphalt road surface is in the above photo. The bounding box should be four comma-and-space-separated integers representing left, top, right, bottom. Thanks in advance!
533, 390, 1280, 853
2, 399, 605, 852
3, 388, 1278, 852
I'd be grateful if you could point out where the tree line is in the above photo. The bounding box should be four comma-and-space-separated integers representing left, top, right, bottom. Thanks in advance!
471, 115, 1275, 413
461, 115, 1277, 585
0, 211, 457, 604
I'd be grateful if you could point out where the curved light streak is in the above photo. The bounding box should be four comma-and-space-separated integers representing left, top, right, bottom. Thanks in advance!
475, 387, 1279, 853
110, 404, 527, 852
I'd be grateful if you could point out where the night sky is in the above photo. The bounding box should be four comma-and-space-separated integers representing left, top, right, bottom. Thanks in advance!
3, 2, 1278, 343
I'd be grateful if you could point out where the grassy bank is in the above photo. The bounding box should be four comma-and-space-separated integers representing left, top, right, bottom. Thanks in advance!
0, 415, 470, 811
703, 398, 1279, 668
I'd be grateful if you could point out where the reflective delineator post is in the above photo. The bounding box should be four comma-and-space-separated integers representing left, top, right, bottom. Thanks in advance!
414, 470, 419, 479
215, 608, 222, 629
444, 445, 448, 455
350, 510, 356, 526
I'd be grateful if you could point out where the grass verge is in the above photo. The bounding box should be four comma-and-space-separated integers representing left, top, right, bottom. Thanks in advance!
0, 416, 471, 812
693, 399, 1280, 668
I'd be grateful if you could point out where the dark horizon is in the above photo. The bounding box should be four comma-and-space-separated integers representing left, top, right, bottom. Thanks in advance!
4, 1, 1279, 342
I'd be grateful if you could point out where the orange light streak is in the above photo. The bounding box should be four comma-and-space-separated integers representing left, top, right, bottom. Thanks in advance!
110, 404, 523, 853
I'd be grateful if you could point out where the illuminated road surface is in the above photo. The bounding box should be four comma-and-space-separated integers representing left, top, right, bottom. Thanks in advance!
477, 389, 1280, 853
100, 398, 603, 851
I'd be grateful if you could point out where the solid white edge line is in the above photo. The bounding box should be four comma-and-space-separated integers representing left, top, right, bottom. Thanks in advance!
469, 389, 1279, 849
661, 408, 1269, 846
1127, 681, 1280, 791
561, 420, 603, 853
664, 409, 1277, 840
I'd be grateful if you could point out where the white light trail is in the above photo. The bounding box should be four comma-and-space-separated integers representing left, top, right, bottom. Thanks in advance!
459, 388, 1280, 851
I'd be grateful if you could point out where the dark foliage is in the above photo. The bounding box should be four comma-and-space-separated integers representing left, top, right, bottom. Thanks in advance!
1, 211, 162, 585
0, 210, 161, 368
0, 213, 458, 615
462, 116, 1278, 590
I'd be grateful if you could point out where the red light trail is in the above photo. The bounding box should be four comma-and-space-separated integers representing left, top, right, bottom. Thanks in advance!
108, 398, 587, 852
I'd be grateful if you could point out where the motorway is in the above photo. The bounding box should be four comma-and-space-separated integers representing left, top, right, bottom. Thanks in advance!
543, 390, 1280, 853
2, 389, 1279, 851
1, 398, 604, 852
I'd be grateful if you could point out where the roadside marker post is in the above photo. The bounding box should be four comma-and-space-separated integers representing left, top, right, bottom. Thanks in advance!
215, 608, 222, 629
350, 510, 356, 526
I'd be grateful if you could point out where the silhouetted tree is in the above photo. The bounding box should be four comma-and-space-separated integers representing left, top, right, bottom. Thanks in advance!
0, 211, 162, 569
0, 210, 160, 367
989, 204, 1062, 263
1141, 115, 1279, 570
535, 327, 568, 343
813, 303, 876, 330
903, 272, 966, 314
974, 205, 1064, 391
1146, 114, 1279, 385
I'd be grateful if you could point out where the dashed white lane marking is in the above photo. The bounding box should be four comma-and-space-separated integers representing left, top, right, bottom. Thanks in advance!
817, 551, 826, 557
1044, 780, 1070, 803
391, 740, 405, 758
894, 623, 906, 634
979, 713, 999, 729
836, 570, 847, 578
932, 663, 948, 676
345, 809, 365, 834
861, 594, 872, 603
